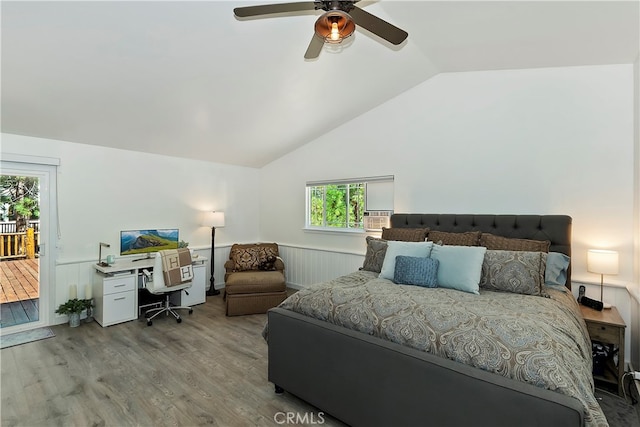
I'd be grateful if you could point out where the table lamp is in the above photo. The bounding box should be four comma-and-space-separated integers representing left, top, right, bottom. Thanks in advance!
97, 242, 110, 267
587, 249, 618, 306
202, 211, 225, 296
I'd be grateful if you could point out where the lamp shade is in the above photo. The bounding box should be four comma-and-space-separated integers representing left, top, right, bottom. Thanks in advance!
314, 10, 356, 44
202, 211, 225, 228
587, 249, 619, 275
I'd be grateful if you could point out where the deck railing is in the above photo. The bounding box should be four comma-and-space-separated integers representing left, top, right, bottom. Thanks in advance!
0, 221, 40, 260
0, 220, 40, 233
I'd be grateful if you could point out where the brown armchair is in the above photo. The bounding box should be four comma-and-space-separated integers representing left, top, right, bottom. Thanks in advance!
223, 243, 287, 316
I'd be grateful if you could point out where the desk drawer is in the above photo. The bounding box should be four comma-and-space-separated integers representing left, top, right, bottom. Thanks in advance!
586, 322, 620, 344
103, 275, 136, 295
102, 291, 136, 325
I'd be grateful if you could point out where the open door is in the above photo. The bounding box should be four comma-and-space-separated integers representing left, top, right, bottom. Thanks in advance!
0, 158, 57, 334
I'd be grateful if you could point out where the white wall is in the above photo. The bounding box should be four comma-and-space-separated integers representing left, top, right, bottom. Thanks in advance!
261, 64, 635, 283
1, 133, 261, 322
632, 54, 640, 368
259, 64, 637, 363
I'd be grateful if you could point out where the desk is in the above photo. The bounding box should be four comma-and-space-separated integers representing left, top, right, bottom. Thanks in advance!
92, 255, 207, 327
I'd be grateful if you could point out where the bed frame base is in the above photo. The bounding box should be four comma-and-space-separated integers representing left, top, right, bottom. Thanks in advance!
268, 307, 584, 427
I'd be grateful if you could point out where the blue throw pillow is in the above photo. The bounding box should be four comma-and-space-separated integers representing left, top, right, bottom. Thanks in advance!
394, 256, 439, 287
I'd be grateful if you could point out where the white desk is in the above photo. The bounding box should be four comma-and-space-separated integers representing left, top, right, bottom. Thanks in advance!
92, 255, 207, 327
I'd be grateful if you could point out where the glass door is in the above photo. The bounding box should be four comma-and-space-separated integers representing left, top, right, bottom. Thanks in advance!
0, 160, 56, 334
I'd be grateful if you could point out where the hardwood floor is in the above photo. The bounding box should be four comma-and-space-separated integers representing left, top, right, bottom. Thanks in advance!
0, 295, 346, 427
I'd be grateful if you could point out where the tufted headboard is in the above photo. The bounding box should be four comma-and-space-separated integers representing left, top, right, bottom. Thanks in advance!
390, 214, 572, 288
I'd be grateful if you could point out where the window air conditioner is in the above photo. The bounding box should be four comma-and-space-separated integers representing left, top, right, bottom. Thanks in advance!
364, 211, 392, 231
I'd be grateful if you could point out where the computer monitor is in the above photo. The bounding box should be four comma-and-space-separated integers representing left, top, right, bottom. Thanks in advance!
120, 228, 179, 260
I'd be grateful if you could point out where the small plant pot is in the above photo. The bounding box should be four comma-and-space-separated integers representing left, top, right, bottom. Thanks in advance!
69, 312, 81, 327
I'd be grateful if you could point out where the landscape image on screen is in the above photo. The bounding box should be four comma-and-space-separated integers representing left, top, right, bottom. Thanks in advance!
120, 229, 179, 256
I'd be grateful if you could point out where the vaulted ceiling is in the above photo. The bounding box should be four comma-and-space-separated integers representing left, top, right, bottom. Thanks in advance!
2, 1, 638, 168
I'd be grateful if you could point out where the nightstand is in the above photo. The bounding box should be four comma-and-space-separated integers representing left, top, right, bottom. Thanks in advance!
580, 305, 626, 396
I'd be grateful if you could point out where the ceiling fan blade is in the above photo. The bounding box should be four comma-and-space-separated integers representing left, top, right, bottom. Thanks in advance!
348, 6, 408, 45
234, 2, 316, 18
304, 34, 324, 59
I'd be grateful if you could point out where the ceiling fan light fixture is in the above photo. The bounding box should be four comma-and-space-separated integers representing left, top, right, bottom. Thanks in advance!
314, 10, 355, 44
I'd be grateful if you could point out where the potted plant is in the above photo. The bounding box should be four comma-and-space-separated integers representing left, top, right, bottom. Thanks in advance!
55, 298, 93, 327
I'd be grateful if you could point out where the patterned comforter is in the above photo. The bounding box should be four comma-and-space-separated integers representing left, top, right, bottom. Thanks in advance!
266, 270, 608, 427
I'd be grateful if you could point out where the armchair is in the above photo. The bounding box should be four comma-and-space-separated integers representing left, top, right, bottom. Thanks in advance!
223, 243, 287, 316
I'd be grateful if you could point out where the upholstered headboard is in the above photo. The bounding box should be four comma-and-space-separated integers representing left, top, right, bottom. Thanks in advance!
390, 214, 572, 287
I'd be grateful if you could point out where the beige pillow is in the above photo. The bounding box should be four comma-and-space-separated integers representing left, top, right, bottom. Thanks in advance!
361, 236, 388, 273
480, 250, 546, 295
480, 233, 550, 252
427, 230, 481, 246
230, 243, 280, 271
381, 227, 429, 242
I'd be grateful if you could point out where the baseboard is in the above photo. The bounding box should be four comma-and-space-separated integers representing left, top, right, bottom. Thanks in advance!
626, 362, 640, 419
628, 362, 640, 392
286, 282, 305, 291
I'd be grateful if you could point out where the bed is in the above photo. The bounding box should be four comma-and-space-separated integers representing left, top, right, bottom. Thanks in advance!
265, 214, 607, 427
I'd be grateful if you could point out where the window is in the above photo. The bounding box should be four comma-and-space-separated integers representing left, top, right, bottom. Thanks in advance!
306, 176, 394, 232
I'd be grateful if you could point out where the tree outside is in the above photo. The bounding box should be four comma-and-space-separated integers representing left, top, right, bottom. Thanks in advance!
1, 175, 40, 231
309, 183, 364, 229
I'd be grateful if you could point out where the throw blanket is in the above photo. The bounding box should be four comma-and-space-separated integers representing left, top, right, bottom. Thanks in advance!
160, 248, 193, 287
266, 271, 607, 427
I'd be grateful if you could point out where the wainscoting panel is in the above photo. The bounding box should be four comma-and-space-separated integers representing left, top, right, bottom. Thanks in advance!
54, 244, 365, 312
277, 245, 365, 289
53, 247, 230, 324
208, 246, 231, 290
55, 261, 96, 300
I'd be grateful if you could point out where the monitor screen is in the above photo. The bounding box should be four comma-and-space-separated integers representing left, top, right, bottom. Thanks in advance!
120, 228, 179, 256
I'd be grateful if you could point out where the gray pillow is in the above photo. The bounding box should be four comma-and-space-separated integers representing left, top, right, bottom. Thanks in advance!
544, 252, 571, 292
480, 250, 546, 296
361, 236, 388, 273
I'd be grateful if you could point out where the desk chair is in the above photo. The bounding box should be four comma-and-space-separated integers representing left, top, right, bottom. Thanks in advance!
142, 250, 194, 326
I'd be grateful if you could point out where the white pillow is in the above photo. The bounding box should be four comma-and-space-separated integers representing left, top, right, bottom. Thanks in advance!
379, 241, 434, 280
430, 245, 487, 294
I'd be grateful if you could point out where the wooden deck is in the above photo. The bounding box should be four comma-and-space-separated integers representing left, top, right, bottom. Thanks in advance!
0, 258, 39, 303
0, 258, 39, 328
1, 299, 39, 328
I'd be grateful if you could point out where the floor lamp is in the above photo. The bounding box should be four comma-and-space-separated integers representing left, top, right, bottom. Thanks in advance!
203, 211, 225, 296
587, 249, 618, 306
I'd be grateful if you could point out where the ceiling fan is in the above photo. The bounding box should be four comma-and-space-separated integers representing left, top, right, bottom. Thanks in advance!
233, 0, 408, 59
